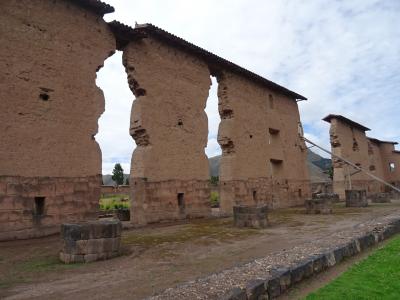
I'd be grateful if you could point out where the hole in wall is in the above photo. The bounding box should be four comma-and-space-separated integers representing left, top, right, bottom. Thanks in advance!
268, 94, 274, 109
39, 93, 49, 101
96, 50, 135, 185
205, 75, 222, 182
177, 193, 185, 214
34, 197, 45, 216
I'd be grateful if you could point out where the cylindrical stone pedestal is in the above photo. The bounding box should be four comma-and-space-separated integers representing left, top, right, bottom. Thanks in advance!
233, 205, 268, 228
305, 198, 333, 214
345, 190, 368, 207
370, 193, 391, 203
60, 220, 122, 263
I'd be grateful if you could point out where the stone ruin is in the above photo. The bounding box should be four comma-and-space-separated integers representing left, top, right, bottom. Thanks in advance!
345, 190, 368, 208
305, 193, 338, 214
233, 205, 268, 228
60, 220, 122, 263
323, 114, 400, 200
0, 0, 312, 240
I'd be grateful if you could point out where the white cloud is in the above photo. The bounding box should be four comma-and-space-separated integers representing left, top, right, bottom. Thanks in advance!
96, 0, 400, 174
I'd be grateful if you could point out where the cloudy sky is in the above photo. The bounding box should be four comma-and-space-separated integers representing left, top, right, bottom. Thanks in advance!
96, 0, 400, 174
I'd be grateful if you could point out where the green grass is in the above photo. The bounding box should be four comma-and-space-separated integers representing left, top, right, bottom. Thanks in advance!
0, 256, 82, 289
99, 194, 130, 211
306, 235, 400, 299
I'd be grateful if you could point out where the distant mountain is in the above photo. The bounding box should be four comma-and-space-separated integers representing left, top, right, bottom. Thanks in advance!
208, 149, 332, 183
103, 150, 332, 185
102, 174, 130, 186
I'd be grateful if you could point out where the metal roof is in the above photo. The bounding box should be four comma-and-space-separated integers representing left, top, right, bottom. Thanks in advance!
322, 114, 370, 132
69, 0, 114, 16
108, 21, 307, 101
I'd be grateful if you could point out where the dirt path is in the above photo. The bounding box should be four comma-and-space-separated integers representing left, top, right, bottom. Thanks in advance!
1, 202, 399, 300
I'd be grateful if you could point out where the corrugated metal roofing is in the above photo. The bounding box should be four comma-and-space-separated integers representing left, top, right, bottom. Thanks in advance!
108, 21, 307, 101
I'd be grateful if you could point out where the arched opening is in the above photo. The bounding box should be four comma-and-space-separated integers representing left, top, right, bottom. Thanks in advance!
205, 76, 222, 208
96, 51, 135, 215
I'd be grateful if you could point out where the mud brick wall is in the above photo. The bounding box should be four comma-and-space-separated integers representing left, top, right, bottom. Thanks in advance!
326, 116, 400, 199
60, 220, 121, 263
0, 0, 115, 240
122, 36, 211, 225
217, 71, 310, 214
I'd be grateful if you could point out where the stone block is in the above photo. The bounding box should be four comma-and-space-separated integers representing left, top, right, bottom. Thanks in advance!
272, 267, 291, 293
345, 190, 368, 207
311, 254, 327, 274
370, 193, 391, 203
305, 198, 332, 214
357, 233, 376, 251
60, 220, 122, 263
267, 274, 281, 298
245, 279, 267, 300
233, 205, 268, 228
222, 287, 247, 300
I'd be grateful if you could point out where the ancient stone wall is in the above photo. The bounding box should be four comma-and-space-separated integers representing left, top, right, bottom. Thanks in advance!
122, 36, 211, 225
325, 115, 400, 199
217, 71, 310, 214
0, 0, 115, 240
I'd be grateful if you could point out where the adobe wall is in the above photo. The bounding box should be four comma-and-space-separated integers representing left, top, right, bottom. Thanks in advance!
328, 117, 400, 199
122, 36, 211, 225
329, 119, 372, 198
0, 0, 115, 240
217, 71, 310, 214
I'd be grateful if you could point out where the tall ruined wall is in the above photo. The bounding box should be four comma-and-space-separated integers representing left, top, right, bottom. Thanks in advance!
123, 37, 211, 224
217, 71, 310, 213
367, 140, 386, 194
328, 118, 400, 198
329, 119, 372, 198
379, 143, 400, 186
0, 0, 115, 240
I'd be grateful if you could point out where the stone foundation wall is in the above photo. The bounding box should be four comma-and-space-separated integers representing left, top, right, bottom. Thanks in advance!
305, 198, 333, 214
219, 179, 310, 215
0, 175, 101, 241
131, 179, 210, 225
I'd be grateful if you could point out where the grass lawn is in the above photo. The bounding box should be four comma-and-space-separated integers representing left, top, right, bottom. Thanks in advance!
99, 194, 130, 211
306, 235, 400, 299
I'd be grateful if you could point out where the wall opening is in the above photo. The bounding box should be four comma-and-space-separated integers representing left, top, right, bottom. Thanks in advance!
34, 197, 45, 216
252, 190, 257, 203
268, 94, 274, 109
205, 76, 222, 182
389, 162, 395, 172
177, 193, 185, 214
96, 51, 135, 186
270, 159, 284, 179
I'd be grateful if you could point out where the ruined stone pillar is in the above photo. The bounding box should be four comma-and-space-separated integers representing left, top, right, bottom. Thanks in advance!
0, 0, 116, 240
120, 33, 211, 225
216, 71, 310, 215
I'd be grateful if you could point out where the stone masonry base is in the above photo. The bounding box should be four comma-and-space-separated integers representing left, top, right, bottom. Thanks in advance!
60, 220, 122, 263
130, 178, 211, 225
0, 175, 101, 241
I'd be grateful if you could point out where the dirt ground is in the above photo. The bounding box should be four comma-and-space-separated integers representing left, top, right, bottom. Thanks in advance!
1, 201, 400, 300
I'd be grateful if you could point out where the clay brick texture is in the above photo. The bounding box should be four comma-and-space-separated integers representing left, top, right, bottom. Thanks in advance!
217, 72, 310, 214
122, 36, 211, 225
0, 0, 115, 240
325, 115, 400, 199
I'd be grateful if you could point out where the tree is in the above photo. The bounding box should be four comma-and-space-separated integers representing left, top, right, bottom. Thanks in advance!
112, 163, 124, 186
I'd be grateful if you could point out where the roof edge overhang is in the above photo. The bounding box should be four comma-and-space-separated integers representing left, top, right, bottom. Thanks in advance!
108, 21, 307, 101
322, 114, 370, 131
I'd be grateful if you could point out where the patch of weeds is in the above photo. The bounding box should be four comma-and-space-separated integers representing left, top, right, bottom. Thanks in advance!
16, 256, 83, 273
123, 219, 260, 247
